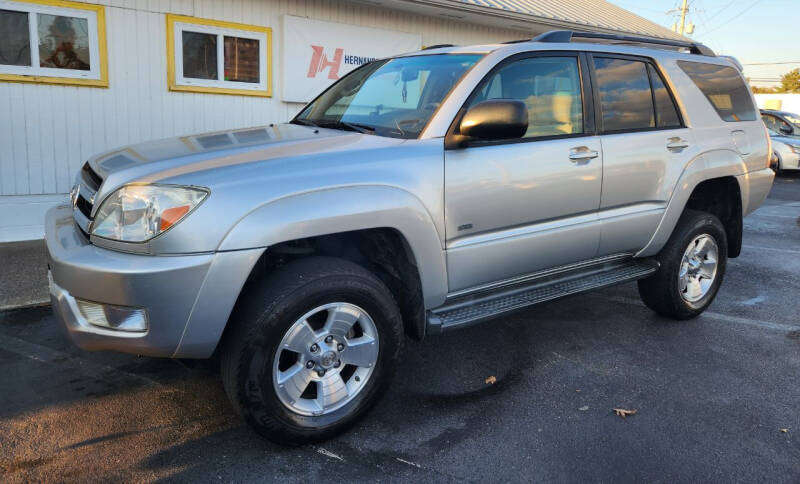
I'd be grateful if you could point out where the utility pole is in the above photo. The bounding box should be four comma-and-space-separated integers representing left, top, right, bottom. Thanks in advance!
678, 0, 689, 35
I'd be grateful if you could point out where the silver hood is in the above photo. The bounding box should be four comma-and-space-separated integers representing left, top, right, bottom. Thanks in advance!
89, 123, 406, 203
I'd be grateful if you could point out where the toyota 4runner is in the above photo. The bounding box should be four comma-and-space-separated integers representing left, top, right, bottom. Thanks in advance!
46, 30, 774, 444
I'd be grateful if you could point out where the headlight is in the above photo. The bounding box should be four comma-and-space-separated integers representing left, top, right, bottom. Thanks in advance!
91, 185, 208, 242
787, 144, 800, 154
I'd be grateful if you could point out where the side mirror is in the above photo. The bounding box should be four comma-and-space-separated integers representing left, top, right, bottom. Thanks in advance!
779, 124, 793, 135
450, 99, 528, 147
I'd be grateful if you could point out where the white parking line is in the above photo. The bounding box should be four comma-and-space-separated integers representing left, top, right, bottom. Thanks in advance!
315, 447, 345, 462
741, 245, 800, 255
605, 296, 800, 332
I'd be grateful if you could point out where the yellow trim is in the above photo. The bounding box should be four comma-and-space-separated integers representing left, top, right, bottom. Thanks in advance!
0, 0, 108, 88
166, 13, 272, 98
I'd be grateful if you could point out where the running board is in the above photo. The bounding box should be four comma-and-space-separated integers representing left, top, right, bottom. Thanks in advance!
426, 258, 659, 334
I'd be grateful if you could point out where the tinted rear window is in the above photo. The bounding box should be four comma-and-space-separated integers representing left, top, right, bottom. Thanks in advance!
648, 64, 681, 128
678, 61, 756, 122
593, 57, 654, 132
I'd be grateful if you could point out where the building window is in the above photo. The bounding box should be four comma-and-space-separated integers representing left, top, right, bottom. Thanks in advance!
0, 0, 107, 86
167, 14, 271, 97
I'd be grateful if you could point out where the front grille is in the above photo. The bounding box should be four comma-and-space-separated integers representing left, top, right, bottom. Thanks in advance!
81, 163, 102, 191
73, 162, 103, 236
76, 194, 93, 219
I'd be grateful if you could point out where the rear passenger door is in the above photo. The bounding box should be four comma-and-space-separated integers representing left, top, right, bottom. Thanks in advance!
589, 54, 698, 256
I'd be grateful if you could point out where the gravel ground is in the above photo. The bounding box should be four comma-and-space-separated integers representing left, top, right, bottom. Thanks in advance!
1, 173, 798, 483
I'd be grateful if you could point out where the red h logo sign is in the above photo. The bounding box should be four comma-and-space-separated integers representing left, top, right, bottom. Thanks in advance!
307, 45, 344, 80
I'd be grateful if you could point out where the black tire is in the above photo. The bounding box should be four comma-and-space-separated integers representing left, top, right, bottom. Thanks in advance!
220, 256, 403, 445
773, 152, 783, 175
637, 209, 728, 320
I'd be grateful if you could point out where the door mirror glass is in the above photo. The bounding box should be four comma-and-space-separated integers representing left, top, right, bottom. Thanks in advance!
458, 99, 528, 141
779, 124, 793, 135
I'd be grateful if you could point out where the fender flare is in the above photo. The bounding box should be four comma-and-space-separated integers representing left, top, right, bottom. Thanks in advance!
218, 185, 449, 308
637, 149, 747, 257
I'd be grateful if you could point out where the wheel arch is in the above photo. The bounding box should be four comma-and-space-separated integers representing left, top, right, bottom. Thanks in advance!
638, 149, 746, 258
214, 186, 446, 340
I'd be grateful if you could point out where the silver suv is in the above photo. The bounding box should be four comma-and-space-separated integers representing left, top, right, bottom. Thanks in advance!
46, 30, 774, 444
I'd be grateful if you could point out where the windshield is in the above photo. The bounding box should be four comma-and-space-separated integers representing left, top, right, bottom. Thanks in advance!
293, 54, 483, 139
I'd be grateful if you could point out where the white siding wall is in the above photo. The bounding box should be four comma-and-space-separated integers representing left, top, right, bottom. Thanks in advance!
0, 0, 524, 240
0, 0, 522, 197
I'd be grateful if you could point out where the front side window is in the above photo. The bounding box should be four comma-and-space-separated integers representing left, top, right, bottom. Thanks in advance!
781, 112, 800, 126
467, 56, 584, 138
0, 2, 106, 86
295, 54, 482, 139
594, 57, 655, 132
762, 114, 790, 133
167, 14, 271, 97
678, 60, 756, 122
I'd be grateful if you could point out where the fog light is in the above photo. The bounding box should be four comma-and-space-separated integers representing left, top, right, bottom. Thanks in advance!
75, 299, 148, 332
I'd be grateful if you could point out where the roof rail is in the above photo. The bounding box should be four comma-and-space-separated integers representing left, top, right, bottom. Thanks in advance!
532, 30, 715, 57
423, 44, 455, 50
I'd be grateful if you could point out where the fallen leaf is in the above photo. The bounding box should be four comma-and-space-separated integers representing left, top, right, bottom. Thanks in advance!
485, 376, 497, 385
780, 428, 788, 433
613, 408, 637, 418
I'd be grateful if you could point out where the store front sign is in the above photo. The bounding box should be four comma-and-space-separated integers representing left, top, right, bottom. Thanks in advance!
282, 15, 421, 103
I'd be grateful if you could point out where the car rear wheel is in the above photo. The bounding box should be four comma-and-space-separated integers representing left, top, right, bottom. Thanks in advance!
220, 256, 403, 445
637, 210, 727, 319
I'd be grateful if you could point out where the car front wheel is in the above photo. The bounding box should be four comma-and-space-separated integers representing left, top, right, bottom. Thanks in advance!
220, 256, 403, 445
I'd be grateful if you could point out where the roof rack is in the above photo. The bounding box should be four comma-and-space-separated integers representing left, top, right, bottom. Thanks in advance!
532, 30, 715, 57
422, 44, 455, 50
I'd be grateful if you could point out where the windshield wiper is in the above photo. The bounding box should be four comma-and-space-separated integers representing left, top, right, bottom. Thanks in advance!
291, 118, 319, 128
315, 120, 376, 135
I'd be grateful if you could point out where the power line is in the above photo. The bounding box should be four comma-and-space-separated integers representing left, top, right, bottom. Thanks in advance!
703, 0, 765, 34
703, 0, 740, 22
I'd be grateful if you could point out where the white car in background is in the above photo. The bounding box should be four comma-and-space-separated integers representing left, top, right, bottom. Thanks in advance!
767, 128, 800, 174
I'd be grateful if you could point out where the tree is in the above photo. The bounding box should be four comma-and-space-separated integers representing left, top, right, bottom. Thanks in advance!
780, 68, 800, 93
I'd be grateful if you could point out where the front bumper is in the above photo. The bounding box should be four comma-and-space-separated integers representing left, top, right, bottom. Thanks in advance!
46, 205, 263, 358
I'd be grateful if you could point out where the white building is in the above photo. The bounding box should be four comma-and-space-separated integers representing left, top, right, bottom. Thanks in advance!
0, 0, 681, 241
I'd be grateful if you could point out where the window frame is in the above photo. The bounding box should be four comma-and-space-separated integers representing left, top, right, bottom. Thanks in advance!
0, 0, 108, 87
445, 51, 596, 150
586, 52, 685, 135
166, 14, 272, 97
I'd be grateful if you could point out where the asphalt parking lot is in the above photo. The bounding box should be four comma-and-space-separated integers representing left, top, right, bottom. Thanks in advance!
1, 174, 798, 483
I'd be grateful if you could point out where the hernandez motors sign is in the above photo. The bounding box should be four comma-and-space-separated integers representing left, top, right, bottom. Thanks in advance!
282, 15, 421, 103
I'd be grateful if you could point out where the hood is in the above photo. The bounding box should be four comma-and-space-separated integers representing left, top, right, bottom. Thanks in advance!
770, 134, 800, 146
89, 123, 406, 201
90, 123, 355, 175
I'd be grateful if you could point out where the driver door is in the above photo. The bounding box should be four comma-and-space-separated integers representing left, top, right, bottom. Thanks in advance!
444, 53, 603, 292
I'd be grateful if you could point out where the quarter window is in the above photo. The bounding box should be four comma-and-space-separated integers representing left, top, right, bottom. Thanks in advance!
0, 1, 107, 87
167, 14, 272, 97
678, 60, 756, 122
593, 57, 655, 132
469, 56, 584, 138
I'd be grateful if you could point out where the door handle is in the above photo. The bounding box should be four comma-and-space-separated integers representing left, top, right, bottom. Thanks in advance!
569, 150, 599, 163
666, 137, 689, 152
569, 147, 599, 163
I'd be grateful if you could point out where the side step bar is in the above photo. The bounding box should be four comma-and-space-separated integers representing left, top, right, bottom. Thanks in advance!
426, 258, 659, 334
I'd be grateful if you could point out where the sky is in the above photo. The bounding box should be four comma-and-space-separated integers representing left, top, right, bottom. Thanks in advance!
607, 0, 800, 86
